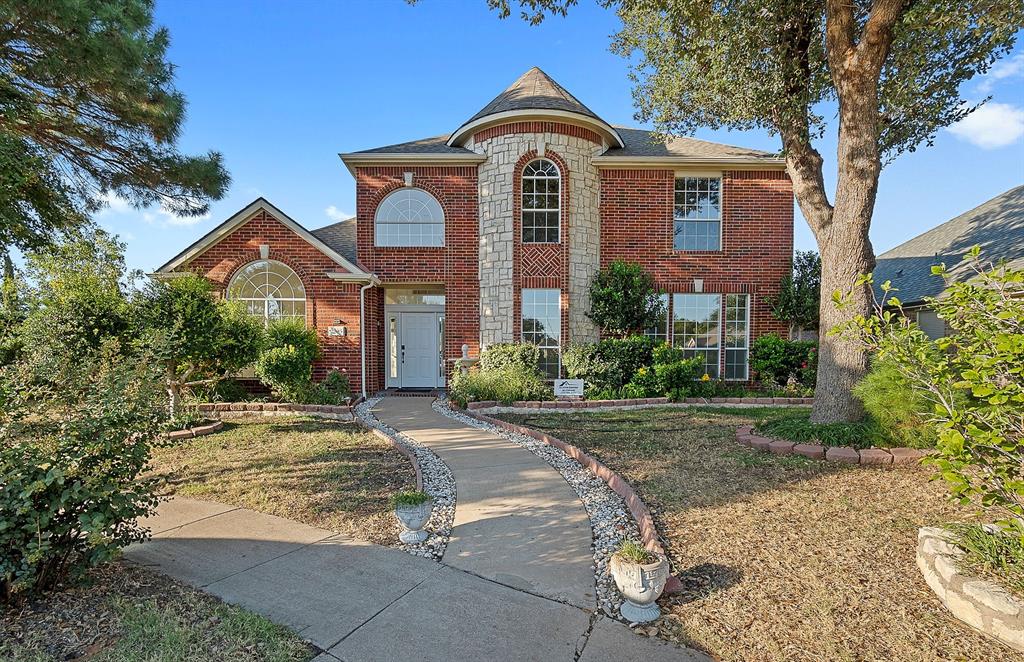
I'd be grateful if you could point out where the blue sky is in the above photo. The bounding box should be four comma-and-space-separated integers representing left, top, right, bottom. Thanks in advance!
98, 0, 1024, 272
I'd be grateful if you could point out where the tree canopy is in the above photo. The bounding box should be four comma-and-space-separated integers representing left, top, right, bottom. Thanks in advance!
0, 0, 229, 253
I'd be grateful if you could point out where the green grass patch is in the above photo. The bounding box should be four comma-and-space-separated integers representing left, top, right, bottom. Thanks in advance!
948, 524, 1024, 597
753, 409, 873, 449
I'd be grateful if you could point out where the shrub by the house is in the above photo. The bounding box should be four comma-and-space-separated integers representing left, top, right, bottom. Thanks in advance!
750, 333, 817, 392
479, 342, 541, 374
255, 319, 320, 402
448, 363, 552, 407
587, 260, 665, 337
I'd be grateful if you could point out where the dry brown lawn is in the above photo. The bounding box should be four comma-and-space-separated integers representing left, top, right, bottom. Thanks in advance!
496, 406, 1017, 662
151, 417, 415, 546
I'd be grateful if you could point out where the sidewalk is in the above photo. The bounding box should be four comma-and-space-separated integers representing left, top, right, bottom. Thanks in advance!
126, 498, 708, 661
371, 396, 596, 608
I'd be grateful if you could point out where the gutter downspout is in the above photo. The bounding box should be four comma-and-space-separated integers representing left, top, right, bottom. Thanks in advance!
359, 280, 375, 400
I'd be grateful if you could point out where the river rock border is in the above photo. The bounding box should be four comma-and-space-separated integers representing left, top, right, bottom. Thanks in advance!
197, 402, 354, 421
354, 396, 455, 562
436, 396, 673, 621
467, 395, 814, 413
164, 420, 223, 442
736, 425, 929, 466
917, 526, 1024, 652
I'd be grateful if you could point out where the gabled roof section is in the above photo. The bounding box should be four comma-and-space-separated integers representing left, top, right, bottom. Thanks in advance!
873, 185, 1024, 305
155, 197, 369, 277
347, 134, 472, 155
446, 67, 625, 148
596, 127, 783, 165
310, 217, 358, 265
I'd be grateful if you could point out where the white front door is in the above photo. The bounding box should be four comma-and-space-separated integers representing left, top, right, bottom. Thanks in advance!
400, 312, 439, 388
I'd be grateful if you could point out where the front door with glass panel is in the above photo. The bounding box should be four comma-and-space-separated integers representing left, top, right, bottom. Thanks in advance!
399, 312, 439, 388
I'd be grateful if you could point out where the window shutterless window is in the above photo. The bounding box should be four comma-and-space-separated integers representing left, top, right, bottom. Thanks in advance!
644, 293, 670, 342
673, 177, 721, 251
226, 259, 306, 325
521, 288, 561, 379
521, 159, 560, 243
672, 293, 721, 378
724, 294, 750, 380
374, 188, 445, 247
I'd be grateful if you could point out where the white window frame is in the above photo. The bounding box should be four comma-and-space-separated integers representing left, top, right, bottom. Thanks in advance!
521, 288, 561, 379
226, 259, 306, 325
724, 294, 750, 381
521, 158, 561, 244
673, 175, 722, 252
671, 293, 722, 379
644, 292, 671, 342
374, 188, 445, 247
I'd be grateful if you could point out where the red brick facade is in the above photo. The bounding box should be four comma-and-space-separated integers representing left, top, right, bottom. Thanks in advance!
599, 168, 793, 377
354, 166, 480, 392
181, 210, 365, 385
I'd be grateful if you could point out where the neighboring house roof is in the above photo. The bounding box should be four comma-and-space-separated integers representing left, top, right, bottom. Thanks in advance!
342, 67, 783, 167
310, 217, 359, 265
155, 197, 369, 279
873, 185, 1024, 305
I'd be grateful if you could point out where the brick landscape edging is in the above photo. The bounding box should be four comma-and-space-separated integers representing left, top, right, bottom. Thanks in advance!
164, 420, 224, 442
467, 395, 814, 412
735, 425, 929, 466
917, 526, 1024, 652
461, 407, 684, 594
197, 401, 355, 421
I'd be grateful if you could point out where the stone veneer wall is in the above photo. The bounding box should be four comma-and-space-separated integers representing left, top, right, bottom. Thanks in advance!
471, 123, 603, 346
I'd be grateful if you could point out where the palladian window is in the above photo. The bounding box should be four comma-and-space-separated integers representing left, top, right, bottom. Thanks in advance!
227, 259, 306, 324
375, 188, 445, 247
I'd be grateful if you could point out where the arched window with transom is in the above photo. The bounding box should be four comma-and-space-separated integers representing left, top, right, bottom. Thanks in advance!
521, 158, 560, 243
374, 188, 445, 247
227, 259, 306, 324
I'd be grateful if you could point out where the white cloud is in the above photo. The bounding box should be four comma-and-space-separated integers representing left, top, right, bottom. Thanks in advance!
977, 53, 1024, 94
947, 102, 1024, 149
98, 191, 133, 215
325, 205, 352, 222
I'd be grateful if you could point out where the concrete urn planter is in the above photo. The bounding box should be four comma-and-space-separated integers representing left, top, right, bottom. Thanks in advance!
394, 500, 433, 544
609, 552, 670, 622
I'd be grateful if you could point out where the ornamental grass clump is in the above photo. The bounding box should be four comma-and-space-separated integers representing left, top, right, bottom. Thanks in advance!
615, 539, 658, 565
390, 491, 431, 509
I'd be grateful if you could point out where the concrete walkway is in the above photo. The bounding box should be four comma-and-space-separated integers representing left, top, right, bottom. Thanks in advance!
371, 396, 595, 608
126, 498, 709, 662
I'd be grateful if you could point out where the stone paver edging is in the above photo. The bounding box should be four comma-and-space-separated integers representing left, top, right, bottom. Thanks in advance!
164, 420, 223, 442
354, 397, 456, 561
455, 403, 683, 598
197, 401, 354, 421
736, 425, 930, 466
917, 526, 1024, 652
467, 395, 814, 412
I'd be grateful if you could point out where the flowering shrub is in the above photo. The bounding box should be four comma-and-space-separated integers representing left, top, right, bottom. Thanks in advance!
838, 249, 1024, 536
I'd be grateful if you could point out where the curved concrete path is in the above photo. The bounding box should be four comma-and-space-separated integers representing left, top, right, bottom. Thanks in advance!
126, 497, 710, 662
371, 396, 596, 608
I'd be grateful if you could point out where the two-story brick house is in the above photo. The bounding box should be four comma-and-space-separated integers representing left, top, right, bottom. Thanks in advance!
157, 68, 793, 397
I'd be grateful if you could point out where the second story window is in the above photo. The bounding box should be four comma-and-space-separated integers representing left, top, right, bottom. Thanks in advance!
522, 158, 560, 243
674, 176, 721, 251
375, 188, 445, 247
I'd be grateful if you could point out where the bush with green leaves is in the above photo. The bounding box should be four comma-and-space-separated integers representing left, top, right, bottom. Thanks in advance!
479, 342, 540, 373
749, 333, 817, 388
137, 274, 264, 416
838, 249, 1024, 536
0, 342, 164, 600
854, 356, 938, 449
587, 260, 664, 337
254, 319, 319, 402
564, 335, 661, 395
448, 365, 552, 407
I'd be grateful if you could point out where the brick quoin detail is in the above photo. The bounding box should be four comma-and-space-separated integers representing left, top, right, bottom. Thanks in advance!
600, 169, 793, 380
355, 165, 480, 391
472, 121, 603, 146
180, 210, 366, 389
512, 149, 571, 359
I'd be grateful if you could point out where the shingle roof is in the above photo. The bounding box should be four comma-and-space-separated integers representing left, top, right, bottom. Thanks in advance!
311, 217, 358, 265
462, 66, 605, 125
602, 126, 780, 161
349, 134, 473, 155
873, 185, 1024, 305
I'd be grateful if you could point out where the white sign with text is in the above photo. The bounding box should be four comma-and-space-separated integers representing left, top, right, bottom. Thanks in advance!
554, 379, 585, 397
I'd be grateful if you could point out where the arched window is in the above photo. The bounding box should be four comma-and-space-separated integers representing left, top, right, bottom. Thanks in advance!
374, 188, 445, 247
227, 259, 306, 324
521, 158, 560, 243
